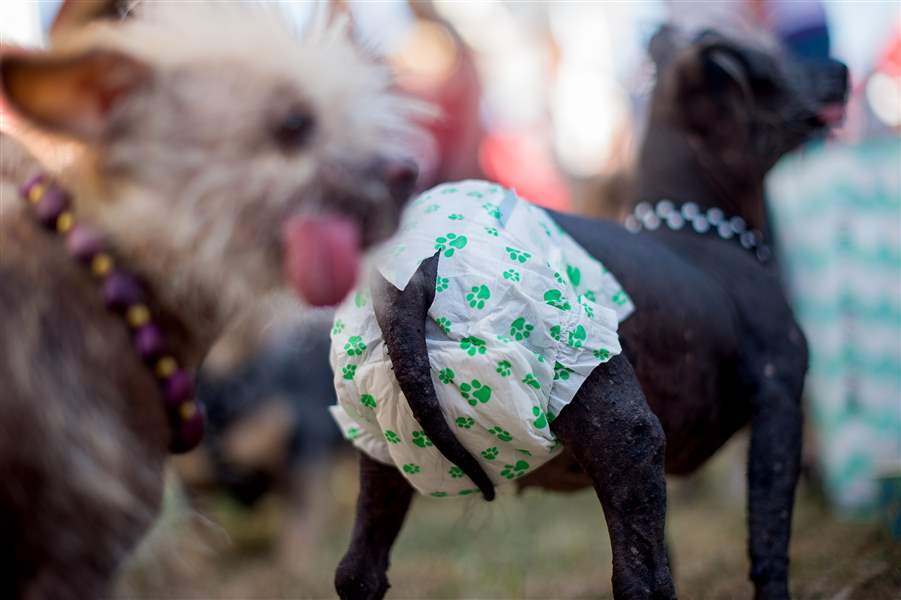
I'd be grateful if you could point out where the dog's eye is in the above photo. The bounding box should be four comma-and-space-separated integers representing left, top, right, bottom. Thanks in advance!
272, 110, 315, 152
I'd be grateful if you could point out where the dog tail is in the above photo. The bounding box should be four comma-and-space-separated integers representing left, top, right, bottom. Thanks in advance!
373, 254, 495, 501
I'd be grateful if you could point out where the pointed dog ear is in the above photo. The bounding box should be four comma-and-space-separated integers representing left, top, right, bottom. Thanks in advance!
50, 0, 132, 45
0, 48, 150, 141
649, 25, 679, 71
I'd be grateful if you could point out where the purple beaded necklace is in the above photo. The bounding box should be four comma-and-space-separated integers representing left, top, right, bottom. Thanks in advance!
19, 173, 205, 454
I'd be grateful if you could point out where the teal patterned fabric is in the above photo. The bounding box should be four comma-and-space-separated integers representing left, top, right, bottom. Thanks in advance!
768, 138, 901, 516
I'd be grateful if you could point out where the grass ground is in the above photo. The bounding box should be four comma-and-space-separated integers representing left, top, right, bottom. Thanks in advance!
116, 435, 901, 599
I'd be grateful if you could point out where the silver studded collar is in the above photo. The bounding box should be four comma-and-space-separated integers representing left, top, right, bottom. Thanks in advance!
624, 199, 772, 263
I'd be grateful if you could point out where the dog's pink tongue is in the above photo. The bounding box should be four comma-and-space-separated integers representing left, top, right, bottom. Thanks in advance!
283, 215, 361, 307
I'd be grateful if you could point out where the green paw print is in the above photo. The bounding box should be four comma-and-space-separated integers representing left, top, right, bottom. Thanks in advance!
458, 488, 480, 496
354, 291, 369, 308
342, 364, 357, 380
360, 394, 376, 409
344, 335, 366, 356
566, 264, 581, 286
488, 426, 513, 442
550, 324, 562, 341
485, 226, 499, 237
482, 202, 501, 218
460, 379, 492, 406
579, 299, 595, 318
431, 491, 448, 497
500, 460, 530, 480
384, 430, 401, 444
435, 316, 452, 335
455, 416, 475, 429
460, 336, 487, 356
434, 233, 468, 257
467, 190, 484, 198
449, 466, 464, 478
481, 446, 499, 460
402, 463, 421, 474
584, 290, 597, 302
466, 284, 491, 309
532, 406, 548, 429
554, 271, 565, 286
496, 360, 512, 377
412, 431, 433, 448
517, 448, 533, 456
496, 334, 513, 343
502, 268, 521, 282
345, 426, 361, 440
331, 319, 345, 335
436, 276, 449, 292
594, 348, 611, 361
505, 246, 531, 263
424, 203, 441, 213
612, 290, 629, 306
510, 316, 534, 340
448, 213, 464, 221
567, 324, 587, 349
553, 361, 574, 381
438, 368, 455, 384
441, 186, 459, 194
522, 372, 541, 390
543, 289, 571, 311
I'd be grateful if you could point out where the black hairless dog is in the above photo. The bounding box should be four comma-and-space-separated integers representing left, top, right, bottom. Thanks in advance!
335, 29, 848, 600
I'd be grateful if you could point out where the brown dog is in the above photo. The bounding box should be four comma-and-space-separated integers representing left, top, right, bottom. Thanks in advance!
0, 3, 420, 598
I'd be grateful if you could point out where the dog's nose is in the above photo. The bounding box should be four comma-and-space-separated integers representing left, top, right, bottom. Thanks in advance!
817, 58, 850, 102
382, 159, 419, 207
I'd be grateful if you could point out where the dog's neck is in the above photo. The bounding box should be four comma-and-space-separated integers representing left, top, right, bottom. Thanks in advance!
634, 122, 768, 232
61, 168, 241, 366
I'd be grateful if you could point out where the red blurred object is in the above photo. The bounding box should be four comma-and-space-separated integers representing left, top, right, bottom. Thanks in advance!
876, 26, 901, 77
479, 128, 572, 212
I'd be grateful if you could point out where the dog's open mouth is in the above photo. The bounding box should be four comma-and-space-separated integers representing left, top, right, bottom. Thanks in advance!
282, 213, 362, 307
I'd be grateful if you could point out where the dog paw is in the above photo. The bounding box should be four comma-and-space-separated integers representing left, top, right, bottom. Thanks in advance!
480, 446, 499, 460
531, 406, 548, 429
455, 416, 475, 429
435, 316, 452, 335
500, 460, 530, 480
466, 284, 491, 309
543, 289, 572, 311
488, 426, 513, 442
448, 466, 464, 478
344, 335, 367, 356
553, 361, 574, 381
342, 364, 357, 380
360, 394, 376, 409
402, 463, 421, 474
509, 316, 534, 340
502, 268, 520, 282
434, 232, 468, 258
567, 324, 586, 349
460, 336, 487, 356
438, 368, 455, 384
505, 246, 531, 264
332, 319, 345, 335
521, 372, 541, 390
460, 379, 492, 406
435, 276, 449, 292
411, 431, 433, 448
495, 360, 512, 377
384, 430, 401, 444
485, 226, 499, 237
593, 348, 611, 361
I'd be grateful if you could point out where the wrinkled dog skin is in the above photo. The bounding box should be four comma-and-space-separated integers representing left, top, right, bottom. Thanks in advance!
335, 29, 848, 600
0, 3, 422, 598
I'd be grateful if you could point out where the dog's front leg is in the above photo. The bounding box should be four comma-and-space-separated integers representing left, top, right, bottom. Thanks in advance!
747, 381, 803, 600
335, 453, 414, 600
551, 356, 675, 599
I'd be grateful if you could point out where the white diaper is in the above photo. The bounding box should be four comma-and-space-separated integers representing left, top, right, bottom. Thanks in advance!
329, 180, 633, 497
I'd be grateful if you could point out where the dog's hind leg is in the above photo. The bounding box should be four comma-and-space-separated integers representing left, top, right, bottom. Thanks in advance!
551, 355, 675, 600
747, 379, 803, 600
371, 252, 494, 500
335, 454, 414, 600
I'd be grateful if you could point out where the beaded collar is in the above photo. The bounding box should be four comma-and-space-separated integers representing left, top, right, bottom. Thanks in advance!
19, 173, 205, 454
624, 199, 772, 264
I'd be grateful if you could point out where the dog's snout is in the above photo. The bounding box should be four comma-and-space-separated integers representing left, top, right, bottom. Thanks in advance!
807, 58, 849, 103
381, 159, 419, 207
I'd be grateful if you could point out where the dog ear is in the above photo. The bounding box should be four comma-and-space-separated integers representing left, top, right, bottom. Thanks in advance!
50, 0, 133, 45
0, 48, 149, 141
